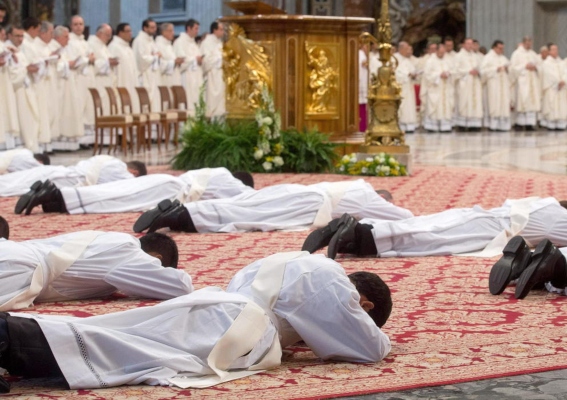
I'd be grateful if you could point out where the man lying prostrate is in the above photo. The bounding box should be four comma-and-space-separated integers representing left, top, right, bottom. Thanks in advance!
303, 197, 567, 259
17, 168, 254, 215
0, 148, 50, 174
3, 155, 146, 198
132, 180, 413, 234
0, 228, 193, 311
0, 252, 391, 392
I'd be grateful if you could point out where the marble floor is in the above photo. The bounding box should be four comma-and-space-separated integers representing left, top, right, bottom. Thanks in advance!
48, 130, 567, 399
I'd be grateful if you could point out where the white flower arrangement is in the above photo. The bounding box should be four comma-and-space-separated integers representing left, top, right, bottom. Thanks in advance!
253, 86, 284, 171
337, 152, 408, 177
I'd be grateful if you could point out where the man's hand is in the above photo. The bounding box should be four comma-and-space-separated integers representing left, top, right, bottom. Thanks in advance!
559, 81, 565, 90
69, 60, 77, 69
109, 57, 119, 66
88, 53, 95, 65
196, 55, 203, 66
27, 64, 39, 73
469, 69, 479, 76
175, 56, 184, 66
0, 57, 6, 67
526, 62, 536, 71
441, 71, 449, 79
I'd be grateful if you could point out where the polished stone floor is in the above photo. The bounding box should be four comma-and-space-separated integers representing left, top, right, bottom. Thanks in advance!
49, 130, 567, 399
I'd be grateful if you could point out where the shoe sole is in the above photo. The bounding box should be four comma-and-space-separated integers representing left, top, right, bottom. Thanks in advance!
14, 180, 43, 215
133, 199, 175, 233
301, 213, 351, 253
488, 236, 526, 295
515, 240, 554, 299
327, 216, 356, 260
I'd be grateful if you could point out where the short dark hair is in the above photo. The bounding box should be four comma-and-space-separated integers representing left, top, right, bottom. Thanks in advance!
0, 2, 7, 12
142, 18, 154, 30
348, 271, 392, 328
376, 189, 393, 202
232, 171, 254, 188
185, 18, 199, 29
210, 21, 219, 34
23, 17, 40, 31
443, 36, 454, 43
0, 216, 8, 240
492, 40, 504, 48
139, 232, 179, 268
33, 153, 50, 165
126, 160, 147, 177
115, 22, 130, 34
560, 200, 567, 209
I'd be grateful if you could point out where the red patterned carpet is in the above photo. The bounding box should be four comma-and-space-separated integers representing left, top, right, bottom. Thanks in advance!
3, 165, 567, 399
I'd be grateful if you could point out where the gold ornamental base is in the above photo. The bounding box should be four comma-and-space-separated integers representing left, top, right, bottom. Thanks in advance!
358, 144, 410, 154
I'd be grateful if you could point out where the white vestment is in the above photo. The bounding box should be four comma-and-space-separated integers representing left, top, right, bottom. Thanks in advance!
227, 252, 391, 362
155, 35, 180, 89
480, 49, 511, 131
88, 35, 115, 115
422, 55, 454, 131
173, 32, 203, 116
68, 32, 95, 142
393, 52, 417, 131
360, 197, 567, 257
186, 180, 413, 233
0, 148, 40, 173
0, 155, 134, 196
60, 167, 252, 214
454, 49, 483, 127
200, 34, 225, 118
359, 49, 368, 105
510, 45, 541, 126
0, 231, 193, 310
33, 38, 59, 140
132, 30, 161, 112
540, 56, 567, 129
107, 36, 140, 113
0, 41, 21, 149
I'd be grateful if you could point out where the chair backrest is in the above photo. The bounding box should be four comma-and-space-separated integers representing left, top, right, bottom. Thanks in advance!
117, 87, 133, 114
158, 86, 171, 111
171, 86, 187, 110
136, 87, 152, 113
105, 87, 120, 115
88, 88, 104, 118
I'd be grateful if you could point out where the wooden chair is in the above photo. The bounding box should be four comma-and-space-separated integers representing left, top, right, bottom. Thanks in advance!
88, 88, 134, 155
158, 86, 185, 149
136, 87, 176, 152
116, 87, 155, 153
105, 87, 135, 154
171, 85, 190, 146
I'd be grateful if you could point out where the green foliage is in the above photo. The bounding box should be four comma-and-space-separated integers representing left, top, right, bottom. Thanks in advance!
281, 128, 338, 173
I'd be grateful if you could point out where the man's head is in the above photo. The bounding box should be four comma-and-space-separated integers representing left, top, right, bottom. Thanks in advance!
436, 43, 446, 58
560, 200, 567, 209
142, 18, 157, 36
427, 42, 437, 55
0, 26, 5, 42
115, 22, 132, 42
348, 271, 392, 328
376, 189, 393, 203
96, 24, 112, 44
139, 232, 179, 268
53, 25, 69, 47
33, 153, 50, 165
70, 15, 85, 36
522, 36, 533, 50
0, 215, 8, 239
472, 39, 480, 52
398, 41, 411, 57
22, 17, 40, 38
549, 43, 559, 58
39, 21, 53, 44
160, 22, 174, 41
126, 160, 147, 177
540, 45, 549, 59
443, 36, 454, 52
185, 18, 199, 38
7, 25, 24, 46
462, 37, 473, 52
492, 40, 504, 55
210, 21, 224, 38
232, 171, 254, 188
0, 2, 7, 24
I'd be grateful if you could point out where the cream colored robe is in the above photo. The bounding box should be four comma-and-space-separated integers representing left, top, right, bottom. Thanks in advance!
454, 49, 483, 127
155, 35, 180, 90
200, 34, 225, 118
422, 54, 454, 132
393, 52, 417, 131
33, 37, 59, 140
540, 56, 567, 129
174, 32, 203, 115
0, 41, 20, 149
68, 32, 95, 132
132, 30, 161, 112
88, 35, 115, 115
510, 45, 541, 125
480, 49, 511, 131
108, 36, 140, 113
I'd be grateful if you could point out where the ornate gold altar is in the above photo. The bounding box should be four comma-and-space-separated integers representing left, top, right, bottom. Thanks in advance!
358, 0, 409, 154
220, 14, 373, 142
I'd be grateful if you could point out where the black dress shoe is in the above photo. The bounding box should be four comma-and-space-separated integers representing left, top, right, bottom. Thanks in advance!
0, 216, 8, 240
302, 213, 354, 253
24, 181, 61, 215
488, 236, 532, 295
147, 203, 195, 233
328, 217, 358, 260
133, 199, 180, 233
15, 180, 44, 214
515, 240, 561, 299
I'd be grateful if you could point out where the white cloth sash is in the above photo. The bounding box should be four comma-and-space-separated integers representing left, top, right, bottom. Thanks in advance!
83, 155, 115, 186
187, 168, 212, 202
169, 251, 307, 388
312, 181, 352, 228
0, 231, 102, 310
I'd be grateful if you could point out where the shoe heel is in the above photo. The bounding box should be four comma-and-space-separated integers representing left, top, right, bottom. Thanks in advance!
502, 236, 525, 255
